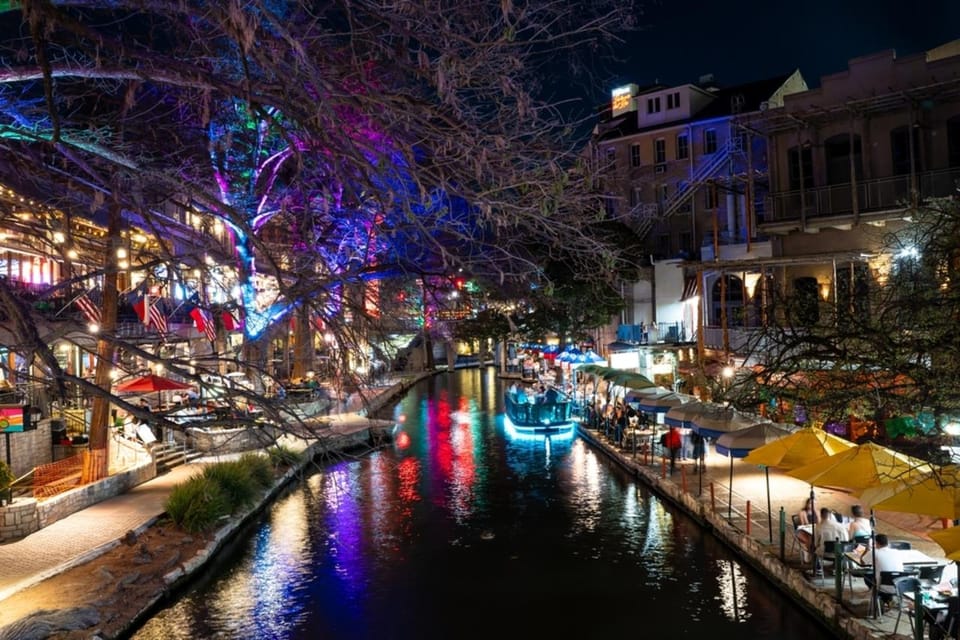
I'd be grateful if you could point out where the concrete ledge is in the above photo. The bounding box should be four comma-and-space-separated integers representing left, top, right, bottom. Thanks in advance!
577, 426, 871, 640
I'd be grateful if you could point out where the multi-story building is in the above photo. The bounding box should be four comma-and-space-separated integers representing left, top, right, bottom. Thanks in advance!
591, 40, 960, 393
588, 70, 808, 388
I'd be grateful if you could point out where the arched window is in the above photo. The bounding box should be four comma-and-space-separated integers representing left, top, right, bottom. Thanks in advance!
787, 145, 813, 191
791, 277, 820, 326
890, 125, 922, 175
710, 275, 746, 327
824, 134, 863, 185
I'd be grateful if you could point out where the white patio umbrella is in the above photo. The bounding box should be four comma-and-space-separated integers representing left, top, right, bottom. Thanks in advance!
690, 405, 757, 439
635, 390, 696, 414
715, 422, 795, 530
664, 400, 713, 428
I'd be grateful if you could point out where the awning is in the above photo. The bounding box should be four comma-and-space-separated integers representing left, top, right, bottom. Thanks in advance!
680, 276, 699, 301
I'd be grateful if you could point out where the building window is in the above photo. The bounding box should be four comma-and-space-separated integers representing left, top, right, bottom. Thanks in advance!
676, 134, 689, 160
654, 139, 666, 164
667, 92, 680, 109
647, 96, 661, 114
629, 186, 643, 207
659, 184, 669, 203
605, 147, 616, 170
603, 194, 616, 216
630, 143, 642, 168
704, 129, 718, 154
704, 186, 717, 209
679, 231, 692, 254
787, 146, 814, 191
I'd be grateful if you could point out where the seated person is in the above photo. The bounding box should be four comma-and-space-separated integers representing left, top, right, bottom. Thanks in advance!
865, 534, 905, 604
848, 504, 873, 541
798, 496, 819, 525
814, 507, 849, 556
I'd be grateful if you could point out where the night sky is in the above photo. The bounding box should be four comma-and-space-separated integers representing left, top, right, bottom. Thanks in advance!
551, 0, 960, 117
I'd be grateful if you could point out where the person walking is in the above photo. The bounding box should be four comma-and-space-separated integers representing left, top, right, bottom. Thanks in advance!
691, 431, 706, 472
664, 425, 683, 473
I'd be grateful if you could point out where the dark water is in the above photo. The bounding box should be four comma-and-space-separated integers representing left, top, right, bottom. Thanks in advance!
133, 368, 835, 640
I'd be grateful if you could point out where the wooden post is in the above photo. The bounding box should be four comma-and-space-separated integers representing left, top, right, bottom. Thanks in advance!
746, 501, 751, 535
681, 465, 688, 493
661, 457, 667, 479
710, 482, 716, 512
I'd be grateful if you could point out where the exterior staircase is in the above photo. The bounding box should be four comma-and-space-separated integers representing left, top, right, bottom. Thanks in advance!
152, 441, 204, 473
634, 141, 735, 240
661, 142, 733, 219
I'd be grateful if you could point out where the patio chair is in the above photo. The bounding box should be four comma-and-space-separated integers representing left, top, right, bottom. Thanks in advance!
918, 563, 947, 589
790, 514, 803, 554
892, 575, 921, 636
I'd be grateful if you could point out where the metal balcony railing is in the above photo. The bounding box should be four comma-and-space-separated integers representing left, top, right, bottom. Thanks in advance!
766, 167, 960, 222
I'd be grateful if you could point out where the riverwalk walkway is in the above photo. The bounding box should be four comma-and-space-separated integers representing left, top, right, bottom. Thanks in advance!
580, 423, 954, 639
0, 373, 951, 639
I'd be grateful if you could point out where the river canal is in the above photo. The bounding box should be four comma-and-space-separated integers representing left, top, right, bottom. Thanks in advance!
133, 367, 835, 639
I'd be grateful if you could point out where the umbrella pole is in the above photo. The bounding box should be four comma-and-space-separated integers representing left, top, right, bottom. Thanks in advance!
810, 486, 817, 574
766, 467, 773, 544
728, 455, 733, 520
870, 510, 879, 619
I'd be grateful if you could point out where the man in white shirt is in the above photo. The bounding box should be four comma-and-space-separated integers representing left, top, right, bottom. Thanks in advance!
815, 507, 849, 554
868, 534, 905, 604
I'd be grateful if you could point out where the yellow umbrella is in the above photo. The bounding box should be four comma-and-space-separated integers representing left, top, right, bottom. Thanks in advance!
930, 526, 960, 561
787, 442, 932, 493
860, 465, 960, 519
742, 427, 856, 470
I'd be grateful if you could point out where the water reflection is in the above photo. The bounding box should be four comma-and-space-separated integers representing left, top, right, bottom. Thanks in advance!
134, 369, 833, 640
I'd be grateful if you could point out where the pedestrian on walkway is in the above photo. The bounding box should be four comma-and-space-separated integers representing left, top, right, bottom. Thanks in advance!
691, 431, 706, 472
664, 425, 683, 473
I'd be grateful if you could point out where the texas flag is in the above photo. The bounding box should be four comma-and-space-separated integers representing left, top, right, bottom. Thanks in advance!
126, 282, 147, 322
188, 306, 216, 342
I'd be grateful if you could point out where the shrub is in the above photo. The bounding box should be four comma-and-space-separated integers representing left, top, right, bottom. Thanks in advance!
239, 452, 274, 489
165, 475, 230, 533
0, 460, 13, 490
267, 444, 302, 468
202, 461, 257, 510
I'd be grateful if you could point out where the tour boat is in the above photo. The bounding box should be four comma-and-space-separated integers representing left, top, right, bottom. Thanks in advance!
503, 390, 575, 435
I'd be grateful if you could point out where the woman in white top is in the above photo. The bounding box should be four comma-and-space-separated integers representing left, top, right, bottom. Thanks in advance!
848, 504, 873, 540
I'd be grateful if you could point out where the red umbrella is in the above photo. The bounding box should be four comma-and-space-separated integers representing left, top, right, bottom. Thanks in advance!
115, 374, 192, 393
116, 374, 193, 409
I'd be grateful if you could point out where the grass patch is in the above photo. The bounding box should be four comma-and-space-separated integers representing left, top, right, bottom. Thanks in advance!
167, 454, 282, 533
267, 444, 303, 468
165, 474, 229, 533
202, 460, 258, 509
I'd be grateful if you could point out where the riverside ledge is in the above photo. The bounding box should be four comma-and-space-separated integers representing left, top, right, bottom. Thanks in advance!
577, 425, 912, 640
0, 371, 434, 640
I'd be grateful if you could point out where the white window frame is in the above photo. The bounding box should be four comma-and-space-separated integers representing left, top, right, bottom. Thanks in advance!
676, 133, 689, 160
630, 143, 642, 168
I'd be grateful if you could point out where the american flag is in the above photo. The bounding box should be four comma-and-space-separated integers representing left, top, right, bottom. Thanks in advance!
74, 291, 102, 325
200, 308, 216, 342
145, 295, 168, 334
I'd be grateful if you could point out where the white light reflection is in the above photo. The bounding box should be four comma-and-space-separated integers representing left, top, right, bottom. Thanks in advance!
203, 486, 312, 636
566, 440, 603, 534
716, 558, 750, 622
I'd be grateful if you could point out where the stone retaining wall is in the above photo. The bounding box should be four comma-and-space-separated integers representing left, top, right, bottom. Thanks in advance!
0, 457, 155, 542
577, 427, 877, 640
186, 424, 281, 454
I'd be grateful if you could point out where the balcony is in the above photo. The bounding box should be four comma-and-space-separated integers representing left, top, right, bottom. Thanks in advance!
764, 167, 960, 229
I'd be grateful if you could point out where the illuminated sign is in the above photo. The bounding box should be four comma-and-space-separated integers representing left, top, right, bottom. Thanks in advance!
612, 87, 632, 112
0, 405, 24, 433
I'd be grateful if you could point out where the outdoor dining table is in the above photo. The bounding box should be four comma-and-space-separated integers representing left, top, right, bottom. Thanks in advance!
623, 428, 655, 457
903, 587, 956, 640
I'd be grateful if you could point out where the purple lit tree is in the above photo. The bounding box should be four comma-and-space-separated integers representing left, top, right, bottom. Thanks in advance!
0, 1, 639, 468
